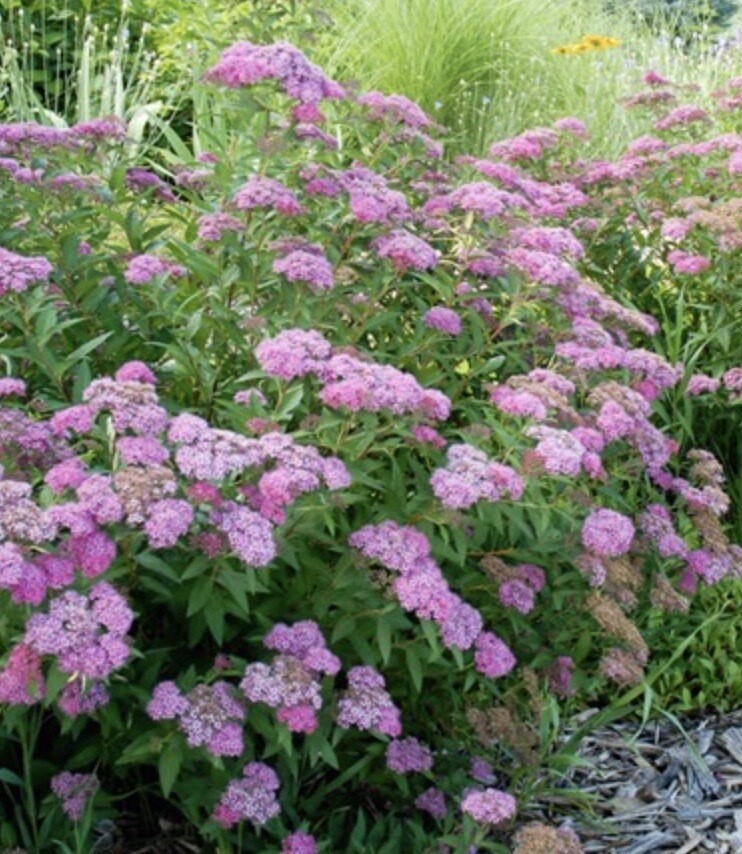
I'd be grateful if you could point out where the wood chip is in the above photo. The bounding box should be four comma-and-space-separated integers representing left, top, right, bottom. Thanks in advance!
614, 830, 678, 854
722, 730, 742, 766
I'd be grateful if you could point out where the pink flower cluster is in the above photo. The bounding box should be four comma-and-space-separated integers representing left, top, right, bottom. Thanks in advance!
240, 621, 340, 733
655, 105, 709, 131
147, 680, 246, 756
336, 666, 402, 736
233, 175, 303, 216
525, 426, 604, 478
212, 762, 281, 828
320, 353, 450, 420
282, 831, 318, 853
497, 564, 546, 614
423, 306, 462, 336
204, 41, 345, 105
386, 737, 434, 773
349, 521, 515, 675
24, 582, 133, 679
51, 771, 98, 821
358, 91, 432, 128
461, 788, 517, 825
581, 508, 635, 558
638, 504, 688, 559
430, 444, 523, 509
125, 168, 177, 202
416, 787, 447, 819
489, 127, 558, 162
0, 644, 45, 705
255, 329, 333, 380
490, 368, 575, 422
0, 247, 53, 295
373, 229, 440, 271
273, 247, 335, 292
197, 211, 243, 242
0, 377, 25, 397
168, 418, 349, 554
256, 329, 451, 421
58, 677, 109, 717
667, 249, 712, 276
425, 181, 528, 221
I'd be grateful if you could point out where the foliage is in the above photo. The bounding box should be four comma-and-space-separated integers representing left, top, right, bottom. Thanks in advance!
0, 0, 174, 149
575, 73, 742, 539
615, 0, 741, 38
324, 0, 742, 155
0, 41, 739, 851
646, 577, 740, 712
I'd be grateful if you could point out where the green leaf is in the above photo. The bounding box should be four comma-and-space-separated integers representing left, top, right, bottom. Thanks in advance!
57, 332, 113, 378
186, 576, 213, 617
180, 555, 211, 581
136, 552, 181, 584
0, 768, 23, 787
158, 741, 183, 797
319, 738, 340, 769
376, 617, 392, 664
204, 594, 225, 644
405, 647, 423, 693
217, 569, 250, 614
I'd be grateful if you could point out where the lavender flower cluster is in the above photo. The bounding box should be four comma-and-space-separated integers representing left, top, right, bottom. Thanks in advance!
240, 621, 340, 733
349, 522, 516, 677
212, 761, 281, 829
0, 247, 53, 296
204, 41, 345, 105
256, 329, 451, 421
148, 680, 247, 756
0, 362, 351, 718
430, 443, 523, 509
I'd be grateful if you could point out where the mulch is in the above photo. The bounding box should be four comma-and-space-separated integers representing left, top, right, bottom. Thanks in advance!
529, 709, 742, 853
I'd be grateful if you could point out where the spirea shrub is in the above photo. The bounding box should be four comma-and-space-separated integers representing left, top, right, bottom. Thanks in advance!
0, 38, 739, 852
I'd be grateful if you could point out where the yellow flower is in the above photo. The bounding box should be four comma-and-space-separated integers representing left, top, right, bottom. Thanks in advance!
551, 35, 621, 55
580, 34, 621, 49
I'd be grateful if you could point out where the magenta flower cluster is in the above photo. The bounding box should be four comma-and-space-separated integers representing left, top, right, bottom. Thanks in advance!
125, 254, 186, 285
350, 521, 516, 676
461, 788, 517, 825
51, 772, 98, 821
581, 508, 636, 557
212, 761, 281, 828
240, 621, 340, 734
0, 247, 53, 296
204, 41, 345, 105
373, 229, 440, 271
25, 581, 133, 679
147, 680, 246, 756
386, 736, 434, 774
233, 175, 303, 216
336, 666, 402, 736
256, 328, 451, 421
273, 246, 335, 291
430, 444, 523, 509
